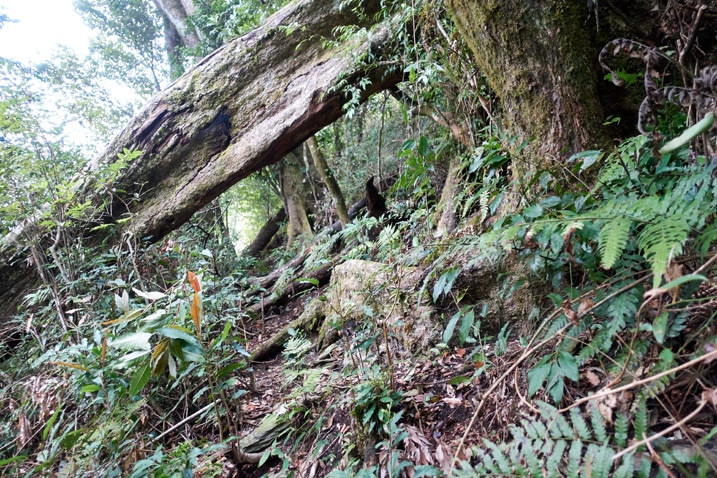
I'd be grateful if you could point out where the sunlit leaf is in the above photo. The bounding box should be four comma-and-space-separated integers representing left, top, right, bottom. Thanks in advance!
132, 288, 167, 301
110, 332, 152, 351
51, 361, 88, 371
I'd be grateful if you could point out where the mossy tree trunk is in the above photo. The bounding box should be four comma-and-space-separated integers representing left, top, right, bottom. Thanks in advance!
306, 136, 349, 225
280, 152, 314, 247
446, 0, 607, 180
434, 155, 462, 237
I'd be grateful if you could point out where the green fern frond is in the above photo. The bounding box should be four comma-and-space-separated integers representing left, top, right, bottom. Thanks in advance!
589, 443, 615, 478
523, 440, 543, 476
598, 216, 632, 269
637, 216, 689, 288
633, 394, 648, 441
613, 453, 636, 478
570, 407, 591, 441
696, 222, 717, 257
590, 403, 608, 442
566, 440, 583, 478
614, 413, 630, 447
547, 440, 567, 476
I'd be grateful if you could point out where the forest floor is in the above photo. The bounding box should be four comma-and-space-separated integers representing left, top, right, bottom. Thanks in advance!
195, 265, 717, 477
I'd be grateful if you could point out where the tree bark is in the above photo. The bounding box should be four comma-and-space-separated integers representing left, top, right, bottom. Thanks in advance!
152, 0, 200, 49
434, 155, 462, 237
152, 0, 200, 79
0, 0, 400, 323
306, 136, 349, 225
97, 0, 396, 242
280, 152, 313, 247
242, 207, 286, 258
445, 0, 607, 179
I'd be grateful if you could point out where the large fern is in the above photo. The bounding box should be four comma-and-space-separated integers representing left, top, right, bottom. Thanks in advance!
598, 216, 632, 270
453, 399, 714, 477
638, 216, 690, 288
583, 158, 716, 288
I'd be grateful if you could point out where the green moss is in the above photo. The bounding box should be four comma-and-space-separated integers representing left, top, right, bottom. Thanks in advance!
447, 0, 606, 178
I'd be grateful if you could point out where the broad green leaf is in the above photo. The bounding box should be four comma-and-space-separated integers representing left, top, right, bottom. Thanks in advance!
652, 311, 668, 344
80, 384, 100, 393
110, 332, 152, 351
523, 204, 543, 219
568, 149, 602, 171
458, 308, 475, 344
442, 310, 462, 344
528, 357, 551, 396
155, 325, 198, 345
115, 350, 151, 367
42, 405, 62, 440
433, 267, 460, 303
129, 361, 151, 396
217, 363, 245, 380
557, 351, 579, 381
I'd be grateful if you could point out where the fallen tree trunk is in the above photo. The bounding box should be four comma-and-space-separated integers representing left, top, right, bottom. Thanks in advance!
0, 0, 401, 322
242, 208, 286, 258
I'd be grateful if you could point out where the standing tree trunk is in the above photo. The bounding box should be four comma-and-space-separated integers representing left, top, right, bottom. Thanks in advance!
446, 0, 607, 180
306, 136, 349, 225
280, 152, 313, 247
152, 0, 200, 48
434, 155, 462, 237
242, 207, 286, 258
152, 0, 200, 79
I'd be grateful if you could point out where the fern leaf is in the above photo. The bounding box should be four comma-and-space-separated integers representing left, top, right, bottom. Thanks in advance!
536, 401, 564, 439
521, 419, 540, 439
637, 456, 653, 477
695, 222, 717, 257
599, 217, 632, 269
589, 403, 608, 443
613, 453, 635, 478
633, 394, 648, 442
522, 440, 543, 476
485, 440, 511, 474
607, 286, 640, 329
566, 440, 583, 478
532, 417, 548, 439
638, 216, 689, 288
614, 412, 629, 447
554, 411, 573, 438
570, 407, 591, 441
590, 443, 615, 478
546, 440, 567, 478
507, 441, 527, 475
